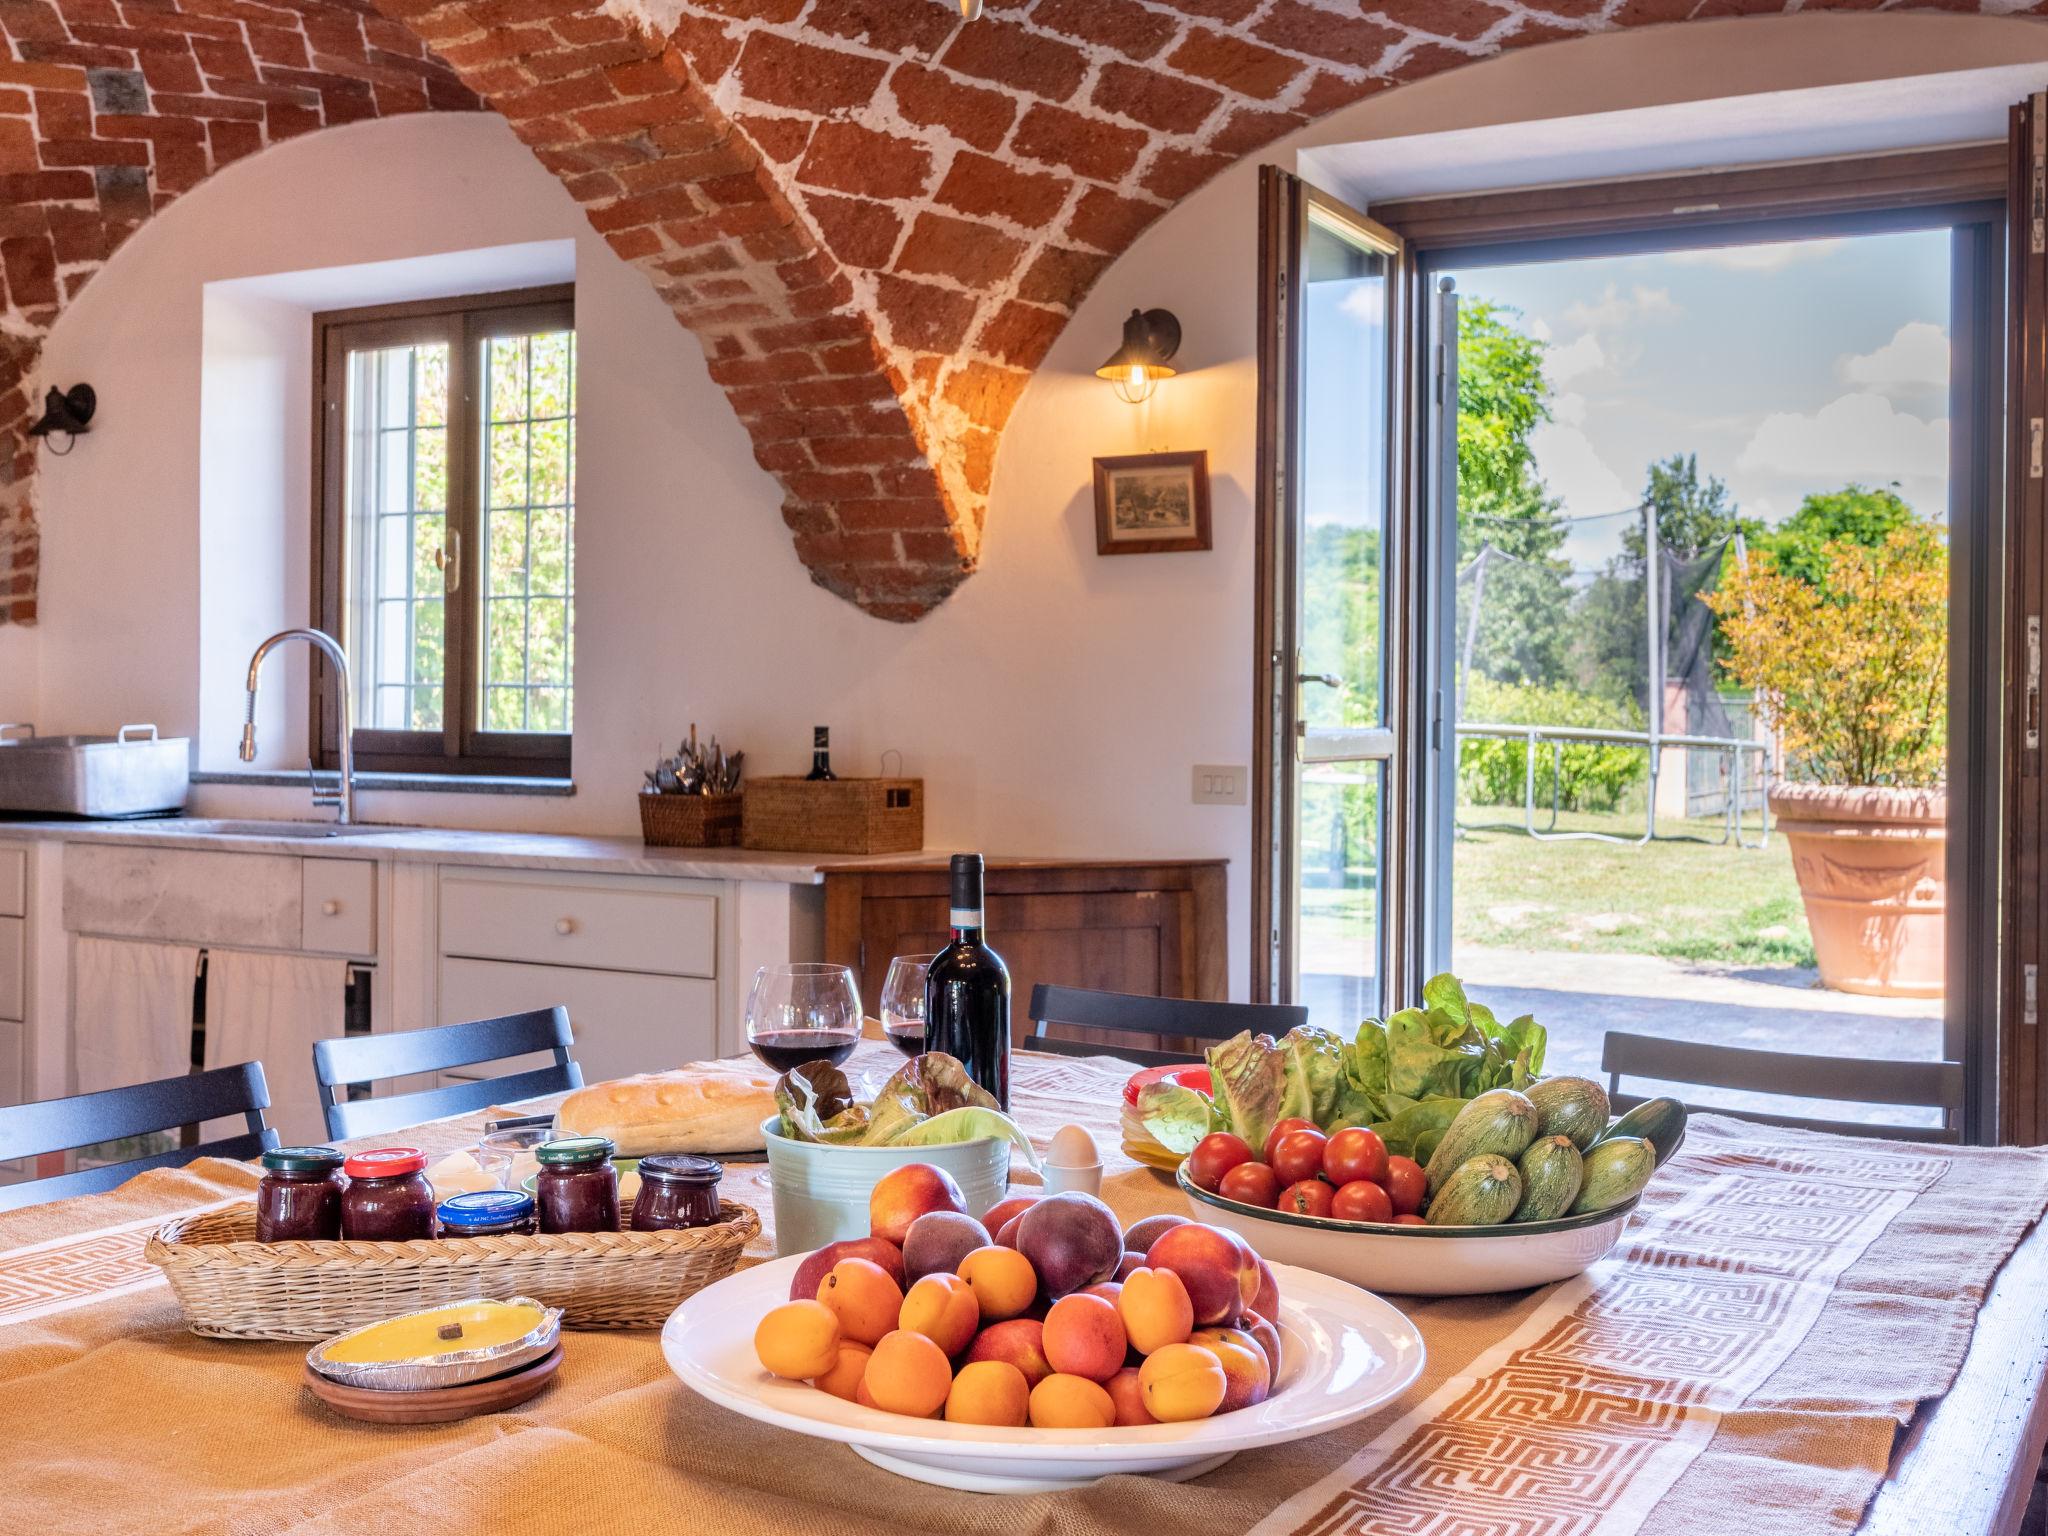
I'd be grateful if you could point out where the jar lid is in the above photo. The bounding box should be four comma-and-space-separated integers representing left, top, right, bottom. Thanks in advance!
639, 1154, 723, 1185
535, 1135, 615, 1166
342, 1147, 427, 1178
437, 1190, 536, 1229
261, 1145, 345, 1174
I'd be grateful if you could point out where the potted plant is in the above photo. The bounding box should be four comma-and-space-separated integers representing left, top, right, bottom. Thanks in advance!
1706, 523, 1947, 997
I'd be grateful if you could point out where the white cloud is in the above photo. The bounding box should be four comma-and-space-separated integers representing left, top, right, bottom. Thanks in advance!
1667, 238, 1847, 272
1552, 391, 1588, 426
1529, 420, 1633, 518
1562, 283, 1679, 332
1736, 391, 1948, 486
1838, 320, 1948, 396
1546, 333, 1607, 385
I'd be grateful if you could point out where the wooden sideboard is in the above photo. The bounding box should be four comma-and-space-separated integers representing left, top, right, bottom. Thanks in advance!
821, 858, 1228, 1042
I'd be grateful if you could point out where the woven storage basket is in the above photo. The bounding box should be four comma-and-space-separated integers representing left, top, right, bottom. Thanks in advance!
740, 776, 923, 854
144, 1199, 759, 1340
638, 790, 742, 848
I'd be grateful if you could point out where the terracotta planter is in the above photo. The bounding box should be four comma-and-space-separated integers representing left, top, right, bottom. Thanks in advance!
1769, 783, 1945, 998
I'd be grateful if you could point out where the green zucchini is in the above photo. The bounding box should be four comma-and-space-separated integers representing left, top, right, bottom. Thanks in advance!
1512, 1134, 1584, 1222
1527, 1076, 1611, 1151
1572, 1136, 1655, 1214
1427, 1154, 1523, 1226
1600, 1097, 1688, 1169
1423, 1088, 1539, 1197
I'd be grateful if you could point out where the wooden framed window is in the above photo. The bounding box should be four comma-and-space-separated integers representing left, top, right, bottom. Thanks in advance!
310, 285, 576, 778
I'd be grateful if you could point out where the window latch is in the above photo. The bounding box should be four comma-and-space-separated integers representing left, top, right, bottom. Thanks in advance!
437, 529, 461, 594
2027, 616, 2040, 754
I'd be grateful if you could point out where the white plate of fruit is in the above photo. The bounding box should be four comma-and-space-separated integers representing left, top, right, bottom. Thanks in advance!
661, 1164, 1425, 1493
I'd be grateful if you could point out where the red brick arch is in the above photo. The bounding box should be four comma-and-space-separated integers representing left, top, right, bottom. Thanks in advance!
1, 0, 2035, 625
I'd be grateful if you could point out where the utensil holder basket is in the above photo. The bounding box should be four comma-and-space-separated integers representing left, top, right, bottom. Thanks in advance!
740, 776, 923, 854
638, 790, 743, 848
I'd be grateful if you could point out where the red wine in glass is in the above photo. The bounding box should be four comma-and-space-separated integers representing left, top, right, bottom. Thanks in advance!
749, 1028, 860, 1074
881, 1016, 925, 1057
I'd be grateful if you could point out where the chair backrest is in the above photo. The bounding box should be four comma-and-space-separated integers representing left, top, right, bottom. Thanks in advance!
0, 1061, 278, 1212
313, 1007, 582, 1141
1601, 1030, 1963, 1143
1027, 984, 1308, 1066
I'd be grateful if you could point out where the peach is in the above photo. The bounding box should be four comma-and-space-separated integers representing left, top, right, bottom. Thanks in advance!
789, 1236, 905, 1300
902, 1210, 991, 1284
981, 1194, 1039, 1235
943, 1359, 1031, 1427
965, 1317, 1052, 1387
957, 1244, 1038, 1321
1138, 1342, 1228, 1422
864, 1329, 953, 1418
1188, 1327, 1272, 1412
1114, 1251, 1145, 1282
754, 1299, 840, 1380
1079, 1280, 1122, 1306
813, 1341, 872, 1402
898, 1272, 980, 1356
1104, 1366, 1154, 1426
1028, 1372, 1117, 1429
815, 1257, 903, 1347
1242, 1309, 1283, 1381
869, 1163, 968, 1247
1145, 1224, 1251, 1327
1249, 1254, 1281, 1320
1122, 1213, 1190, 1253
1042, 1293, 1127, 1383
995, 1211, 1027, 1249
1118, 1265, 1195, 1355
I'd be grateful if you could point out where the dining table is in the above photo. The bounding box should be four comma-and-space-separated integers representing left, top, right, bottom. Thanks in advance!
5, 1039, 2048, 1536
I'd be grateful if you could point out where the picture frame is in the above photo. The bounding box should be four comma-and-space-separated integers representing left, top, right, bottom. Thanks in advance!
1092, 450, 1213, 556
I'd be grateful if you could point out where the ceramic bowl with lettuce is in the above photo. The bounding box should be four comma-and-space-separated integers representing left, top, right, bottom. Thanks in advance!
763, 1053, 1041, 1254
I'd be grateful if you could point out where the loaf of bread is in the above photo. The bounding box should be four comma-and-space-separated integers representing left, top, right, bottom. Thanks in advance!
552, 1059, 780, 1155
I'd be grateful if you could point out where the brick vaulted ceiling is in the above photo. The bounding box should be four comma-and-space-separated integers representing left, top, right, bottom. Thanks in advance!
0, 1, 2037, 625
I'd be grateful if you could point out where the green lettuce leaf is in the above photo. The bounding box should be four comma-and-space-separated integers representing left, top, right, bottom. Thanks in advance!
860, 1052, 1000, 1144
1371, 1095, 1466, 1163
885, 1107, 1042, 1169
1206, 1031, 1291, 1154
1137, 1081, 1219, 1156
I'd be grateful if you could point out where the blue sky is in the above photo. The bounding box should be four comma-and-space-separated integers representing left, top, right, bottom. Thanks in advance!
1444, 228, 1952, 574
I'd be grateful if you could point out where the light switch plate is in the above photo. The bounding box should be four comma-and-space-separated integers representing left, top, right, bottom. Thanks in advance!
1192, 765, 1247, 805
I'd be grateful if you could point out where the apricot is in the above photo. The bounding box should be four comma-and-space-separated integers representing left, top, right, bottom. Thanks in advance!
864, 1328, 953, 1418
869, 1163, 968, 1247
1139, 1342, 1228, 1422
898, 1272, 980, 1356
965, 1317, 1053, 1387
815, 1257, 903, 1347
855, 1375, 880, 1411
1104, 1365, 1154, 1426
1118, 1265, 1195, 1355
1042, 1293, 1127, 1383
754, 1299, 841, 1380
943, 1359, 1031, 1427
1028, 1372, 1117, 1429
957, 1244, 1038, 1321
813, 1341, 872, 1402
1188, 1326, 1272, 1412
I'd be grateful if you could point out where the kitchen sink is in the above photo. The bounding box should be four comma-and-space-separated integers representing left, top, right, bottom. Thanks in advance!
137, 818, 387, 840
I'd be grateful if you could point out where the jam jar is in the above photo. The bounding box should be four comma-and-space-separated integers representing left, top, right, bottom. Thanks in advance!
534, 1136, 619, 1234
340, 1147, 437, 1241
631, 1155, 724, 1232
255, 1146, 346, 1242
437, 1189, 538, 1238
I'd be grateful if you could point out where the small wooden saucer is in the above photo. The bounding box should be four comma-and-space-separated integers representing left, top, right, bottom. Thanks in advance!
305, 1343, 562, 1424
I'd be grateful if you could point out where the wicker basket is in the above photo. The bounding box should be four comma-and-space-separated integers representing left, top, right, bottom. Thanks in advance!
741, 776, 923, 854
143, 1199, 760, 1340
638, 790, 742, 848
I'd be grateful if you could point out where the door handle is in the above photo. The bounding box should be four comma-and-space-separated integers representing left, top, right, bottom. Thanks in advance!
1296, 672, 1345, 690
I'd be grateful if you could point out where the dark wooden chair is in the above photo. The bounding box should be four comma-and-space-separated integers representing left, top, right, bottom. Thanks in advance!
313, 1007, 582, 1141
1602, 1030, 1963, 1143
1026, 984, 1308, 1067
0, 1061, 278, 1213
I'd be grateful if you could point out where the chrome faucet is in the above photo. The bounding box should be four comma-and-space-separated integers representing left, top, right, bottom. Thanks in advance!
242, 628, 356, 825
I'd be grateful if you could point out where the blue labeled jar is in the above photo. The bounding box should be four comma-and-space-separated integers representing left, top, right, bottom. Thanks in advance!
437, 1189, 538, 1238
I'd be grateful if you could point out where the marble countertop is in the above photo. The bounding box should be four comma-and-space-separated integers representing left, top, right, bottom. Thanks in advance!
0, 818, 925, 883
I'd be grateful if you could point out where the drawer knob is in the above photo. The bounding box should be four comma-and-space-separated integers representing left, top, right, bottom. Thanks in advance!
555, 917, 577, 936
322, 899, 342, 917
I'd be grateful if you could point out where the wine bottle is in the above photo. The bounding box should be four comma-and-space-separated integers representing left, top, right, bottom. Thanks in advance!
923, 854, 1011, 1109
805, 726, 836, 781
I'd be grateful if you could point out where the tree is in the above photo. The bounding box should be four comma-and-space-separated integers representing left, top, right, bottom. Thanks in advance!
1752, 483, 1919, 588
1623, 453, 1761, 562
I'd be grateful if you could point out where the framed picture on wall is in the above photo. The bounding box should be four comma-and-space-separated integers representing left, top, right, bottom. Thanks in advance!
1092, 450, 1212, 556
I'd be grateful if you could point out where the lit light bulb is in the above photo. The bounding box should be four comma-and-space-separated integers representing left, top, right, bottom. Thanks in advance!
958, 0, 982, 17
1112, 365, 1157, 406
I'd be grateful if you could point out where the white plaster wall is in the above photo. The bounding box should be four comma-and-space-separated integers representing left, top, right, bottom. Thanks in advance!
11, 12, 2048, 1000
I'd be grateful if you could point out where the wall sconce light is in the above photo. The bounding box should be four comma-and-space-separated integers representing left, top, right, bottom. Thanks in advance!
27, 383, 95, 454
958, 0, 982, 17
1095, 308, 1180, 405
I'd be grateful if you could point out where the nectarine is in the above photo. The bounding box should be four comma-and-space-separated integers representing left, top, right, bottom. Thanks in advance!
1145, 1223, 1251, 1327
869, 1163, 968, 1247
1104, 1366, 1154, 1426
1042, 1293, 1127, 1383
1188, 1326, 1271, 1412
965, 1317, 1052, 1387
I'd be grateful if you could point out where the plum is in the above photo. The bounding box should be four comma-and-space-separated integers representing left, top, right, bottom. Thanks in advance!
902, 1210, 992, 1284
1017, 1191, 1124, 1298
1123, 1213, 1191, 1254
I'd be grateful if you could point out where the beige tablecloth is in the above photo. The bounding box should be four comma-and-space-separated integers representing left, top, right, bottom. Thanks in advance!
3, 1044, 2045, 1536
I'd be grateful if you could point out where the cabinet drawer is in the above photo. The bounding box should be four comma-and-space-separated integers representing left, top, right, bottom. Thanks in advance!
65, 844, 301, 948
0, 847, 23, 918
439, 871, 716, 979
301, 860, 376, 957
437, 957, 717, 1087
0, 916, 20, 1021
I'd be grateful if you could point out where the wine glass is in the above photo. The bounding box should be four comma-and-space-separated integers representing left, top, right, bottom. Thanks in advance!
745, 963, 863, 1074
879, 954, 936, 1057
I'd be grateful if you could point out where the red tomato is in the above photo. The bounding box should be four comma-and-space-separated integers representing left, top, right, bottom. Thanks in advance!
1186, 1132, 1254, 1192
1393, 1213, 1428, 1226
1268, 1129, 1329, 1186
1278, 1179, 1334, 1218
1383, 1156, 1427, 1217
1262, 1117, 1319, 1166
1330, 1179, 1394, 1224
1218, 1161, 1282, 1208
1322, 1127, 1390, 1187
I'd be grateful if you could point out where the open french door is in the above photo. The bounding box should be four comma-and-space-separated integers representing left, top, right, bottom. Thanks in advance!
1253, 168, 1430, 1025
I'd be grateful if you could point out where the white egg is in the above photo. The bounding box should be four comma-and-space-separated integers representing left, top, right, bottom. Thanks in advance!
1048, 1123, 1099, 1168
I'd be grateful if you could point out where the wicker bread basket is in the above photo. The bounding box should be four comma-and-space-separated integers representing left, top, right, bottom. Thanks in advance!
144, 1199, 759, 1340
740, 775, 923, 854
638, 790, 742, 848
